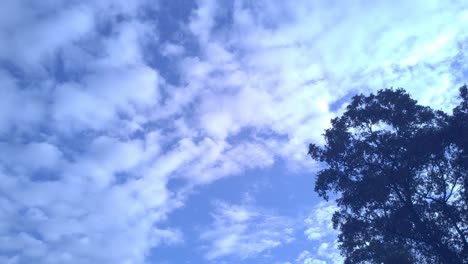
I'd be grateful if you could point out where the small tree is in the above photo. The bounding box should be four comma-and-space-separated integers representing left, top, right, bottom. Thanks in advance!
309, 87, 468, 264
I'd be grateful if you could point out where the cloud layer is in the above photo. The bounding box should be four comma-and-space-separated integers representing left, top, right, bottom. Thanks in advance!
0, 0, 466, 263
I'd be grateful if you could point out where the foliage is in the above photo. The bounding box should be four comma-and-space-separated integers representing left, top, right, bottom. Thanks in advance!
309, 86, 468, 264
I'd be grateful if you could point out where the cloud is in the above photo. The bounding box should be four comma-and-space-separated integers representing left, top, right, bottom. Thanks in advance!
161, 42, 185, 57
179, 139, 275, 184
292, 246, 342, 264
0, 2, 178, 263
280, 202, 343, 264
173, 0, 466, 173
0, 70, 46, 135
304, 203, 337, 241
0, 134, 182, 263
0, 141, 63, 173
295, 250, 325, 264
189, 0, 218, 42
300, 203, 343, 264
200, 200, 294, 260
183, 0, 467, 154
0, 4, 94, 67
0, 0, 466, 263
52, 65, 160, 133
152, 228, 184, 246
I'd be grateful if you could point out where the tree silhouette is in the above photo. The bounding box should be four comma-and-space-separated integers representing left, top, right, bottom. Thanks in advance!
309, 86, 468, 264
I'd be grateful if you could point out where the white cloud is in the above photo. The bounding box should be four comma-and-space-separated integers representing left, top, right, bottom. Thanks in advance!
0, 4, 94, 67
295, 250, 326, 264
0, 142, 63, 171
0, 3, 176, 261
288, 242, 342, 263
201, 201, 294, 260
53, 65, 160, 133
0, 135, 183, 264
178, 139, 275, 184
299, 203, 343, 264
0, 70, 46, 135
97, 20, 156, 68
151, 228, 184, 246
304, 202, 337, 241
181, 0, 467, 168
0, 0, 466, 263
161, 43, 185, 57
189, 0, 218, 42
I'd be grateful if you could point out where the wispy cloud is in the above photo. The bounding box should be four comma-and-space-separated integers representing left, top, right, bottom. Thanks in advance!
277, 202, 343, 264
200, 200, 294, 260
302, 203, 343, 264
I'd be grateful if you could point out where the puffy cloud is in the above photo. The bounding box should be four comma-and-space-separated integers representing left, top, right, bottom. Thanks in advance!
189, 0, 218, 42
0, 142, 63, 172
0, 134, 181, 264
52, 65, 160, 133
0, 3, 94, 67
0, 70, 47, 135
0, 2, 175, 263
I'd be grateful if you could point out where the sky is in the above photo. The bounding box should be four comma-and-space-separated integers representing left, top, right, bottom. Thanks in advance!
0, 0, 466, 263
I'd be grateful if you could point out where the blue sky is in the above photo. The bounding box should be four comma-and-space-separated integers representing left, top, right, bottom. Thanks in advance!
0, 0, 466, 263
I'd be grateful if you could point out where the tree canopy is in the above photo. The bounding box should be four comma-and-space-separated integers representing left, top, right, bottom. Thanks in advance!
309, 86, 468, 264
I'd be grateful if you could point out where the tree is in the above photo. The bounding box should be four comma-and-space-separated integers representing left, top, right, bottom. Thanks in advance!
450, 85, 468, 194
308, 87, 468, 264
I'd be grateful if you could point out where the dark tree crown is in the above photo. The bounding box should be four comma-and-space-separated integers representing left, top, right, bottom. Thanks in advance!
309, 86, 468, 264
